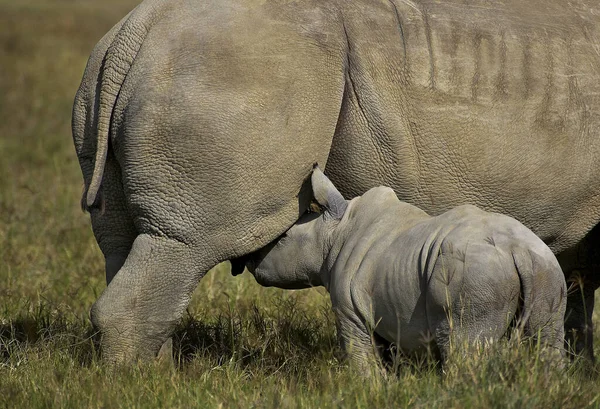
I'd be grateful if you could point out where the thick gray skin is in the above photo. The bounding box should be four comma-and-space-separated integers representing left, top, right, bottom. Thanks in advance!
73, 0, 600, 362
248, 170, 567, 372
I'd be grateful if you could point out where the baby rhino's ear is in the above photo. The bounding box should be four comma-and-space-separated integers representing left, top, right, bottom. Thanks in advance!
311, 166, 347, 220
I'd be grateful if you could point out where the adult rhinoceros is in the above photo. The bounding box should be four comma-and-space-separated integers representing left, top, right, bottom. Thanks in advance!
73, 0, 600, 363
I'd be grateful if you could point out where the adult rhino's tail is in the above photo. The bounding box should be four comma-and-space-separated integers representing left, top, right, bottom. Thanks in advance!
85, 0, 166, 208
512, 247, 566, 351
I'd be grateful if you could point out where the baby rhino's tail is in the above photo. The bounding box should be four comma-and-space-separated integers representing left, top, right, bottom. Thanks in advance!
512, 247, 566, 356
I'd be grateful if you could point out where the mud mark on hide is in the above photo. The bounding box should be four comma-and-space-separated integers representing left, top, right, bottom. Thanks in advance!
534, 37, 565, 133
494, 31, 508, 101
521, 34, 533, 101
423, 8, 436, 91
566, 37, 591, 138
471, 30, 482, 102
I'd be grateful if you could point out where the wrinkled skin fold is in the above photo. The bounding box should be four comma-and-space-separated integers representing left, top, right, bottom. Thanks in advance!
72, 0, 600, 362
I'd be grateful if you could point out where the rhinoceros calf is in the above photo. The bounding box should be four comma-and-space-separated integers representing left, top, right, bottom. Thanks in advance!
247, 168, 567, 371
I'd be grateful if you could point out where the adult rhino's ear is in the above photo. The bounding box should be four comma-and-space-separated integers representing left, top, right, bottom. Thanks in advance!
311, 166, 347, 220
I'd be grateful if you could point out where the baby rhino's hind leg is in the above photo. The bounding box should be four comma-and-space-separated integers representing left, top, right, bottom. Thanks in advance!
426, 247, 521, 363
516, 249, 567, 362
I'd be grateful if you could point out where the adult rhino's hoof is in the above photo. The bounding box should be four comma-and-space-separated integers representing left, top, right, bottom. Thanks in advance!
90, 294, 173, 364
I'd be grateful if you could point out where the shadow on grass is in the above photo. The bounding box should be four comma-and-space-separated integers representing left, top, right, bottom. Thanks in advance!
0, 297, 337, 376
2, 297, 598, 385
172, 297, 338, 376
0, 306, 98, 368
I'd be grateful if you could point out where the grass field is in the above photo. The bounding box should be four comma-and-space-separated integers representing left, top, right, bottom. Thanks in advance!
1, 1, 600, 407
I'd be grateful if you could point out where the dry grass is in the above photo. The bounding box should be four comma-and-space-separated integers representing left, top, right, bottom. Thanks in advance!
1, 1, 600, 407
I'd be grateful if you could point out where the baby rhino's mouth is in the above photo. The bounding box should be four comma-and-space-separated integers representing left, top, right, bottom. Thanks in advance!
233, 242, 277, 277
231, 252, 264, 276
245, 258, 256, 274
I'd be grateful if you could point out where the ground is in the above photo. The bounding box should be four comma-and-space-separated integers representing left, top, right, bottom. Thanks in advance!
1, 0, 599, 407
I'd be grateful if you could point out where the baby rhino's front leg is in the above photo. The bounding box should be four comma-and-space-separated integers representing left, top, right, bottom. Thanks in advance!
335, 311, 385, 378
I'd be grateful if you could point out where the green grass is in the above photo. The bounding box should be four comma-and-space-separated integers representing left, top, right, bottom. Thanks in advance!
1, 1, 600, 407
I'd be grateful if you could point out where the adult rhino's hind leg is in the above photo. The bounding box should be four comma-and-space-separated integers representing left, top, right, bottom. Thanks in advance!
90, 233, 213, 363
88, 149, 138, 285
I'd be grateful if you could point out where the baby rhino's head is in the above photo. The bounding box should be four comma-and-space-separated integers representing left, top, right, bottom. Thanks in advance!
246, 167, 348, 289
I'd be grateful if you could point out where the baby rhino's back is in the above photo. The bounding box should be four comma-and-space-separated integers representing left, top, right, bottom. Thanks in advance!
433, 204, 556, 261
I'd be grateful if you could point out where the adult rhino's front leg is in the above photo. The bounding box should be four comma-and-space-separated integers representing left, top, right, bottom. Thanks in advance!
561, 224, 600, 362
87, 7, 346, 362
